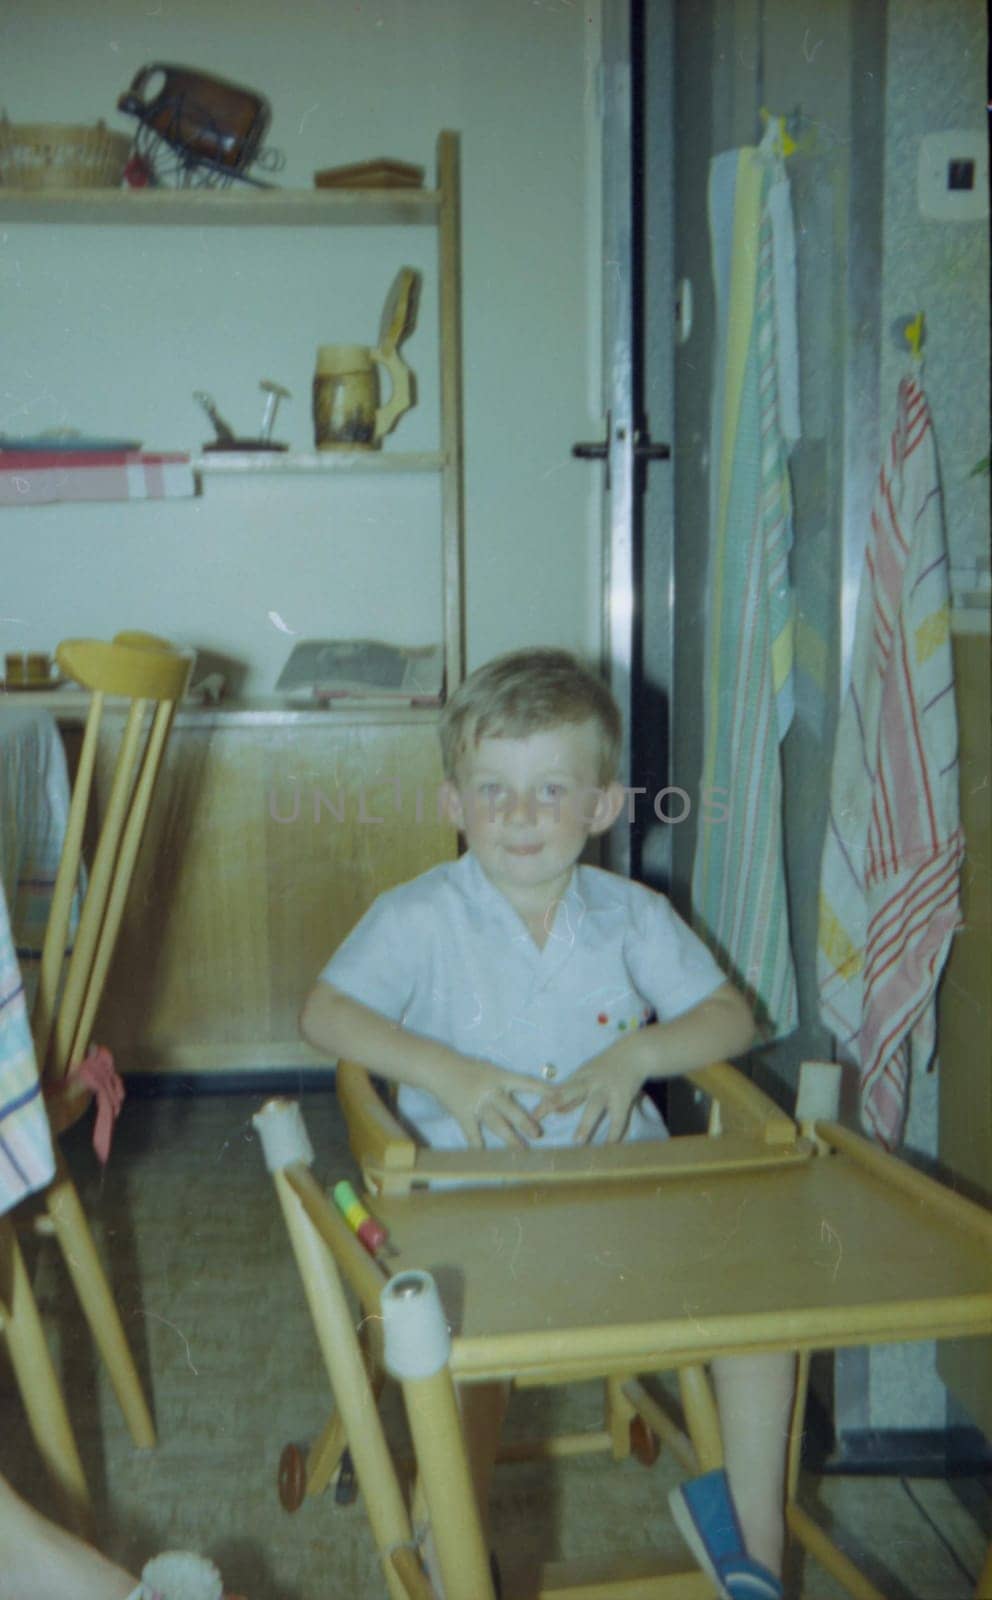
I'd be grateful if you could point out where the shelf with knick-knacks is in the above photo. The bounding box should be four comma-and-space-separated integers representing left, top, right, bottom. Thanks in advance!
0, 185, 443, 228
2, 129, 465, 686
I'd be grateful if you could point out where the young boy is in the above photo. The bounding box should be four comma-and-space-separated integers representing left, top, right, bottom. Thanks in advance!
302, 648, 793, 1600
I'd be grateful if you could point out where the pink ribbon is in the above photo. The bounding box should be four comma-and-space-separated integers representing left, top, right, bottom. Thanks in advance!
73, 1044, 125, 1164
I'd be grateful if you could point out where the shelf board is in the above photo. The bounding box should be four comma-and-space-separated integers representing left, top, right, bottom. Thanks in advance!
1, 687, 444, 727
193, 449, 445, 475
0, 185, 442, 227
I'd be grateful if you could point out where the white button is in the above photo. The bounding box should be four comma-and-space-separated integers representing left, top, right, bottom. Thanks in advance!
541, 1062, 557, 1081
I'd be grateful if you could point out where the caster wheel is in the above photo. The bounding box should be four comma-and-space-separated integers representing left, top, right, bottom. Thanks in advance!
278, 1441, 307, 1512
334, 1446, 358, 1506
629, 1415, 660, 1466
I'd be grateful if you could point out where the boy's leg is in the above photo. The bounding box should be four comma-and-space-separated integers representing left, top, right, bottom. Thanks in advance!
710, 1351, 796, 1576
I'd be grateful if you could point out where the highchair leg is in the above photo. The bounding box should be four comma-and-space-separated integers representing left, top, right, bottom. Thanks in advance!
301, 1324, 387, 1504
301, 1410, 349, 1502
606, 1375, 637, 1460
0, 1215, 91, 1536
381, 1273, 496, 1600
784, 1350, 810, 1508
271, 1164, 417, 1600
677, 1363, 724, 1473
44, 1147, 155, 1449
620, 1378, 698, 1474
786, 1507, 889, 1600
783, 1352, 889, 1600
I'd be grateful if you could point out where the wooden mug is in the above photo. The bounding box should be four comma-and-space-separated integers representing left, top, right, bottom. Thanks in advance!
312, 343, 412, 450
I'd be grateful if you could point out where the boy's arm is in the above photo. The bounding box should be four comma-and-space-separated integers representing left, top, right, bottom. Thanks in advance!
534, 981, 756, 1143
300, 982, 544, 1148
618, 981, 756, 1081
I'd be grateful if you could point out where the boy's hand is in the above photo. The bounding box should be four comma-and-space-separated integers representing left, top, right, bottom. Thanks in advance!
533, 1046, 645, 1144
433, 1054, 545, 1148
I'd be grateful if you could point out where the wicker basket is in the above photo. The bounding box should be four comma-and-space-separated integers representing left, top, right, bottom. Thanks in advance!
0, 119, 132, 190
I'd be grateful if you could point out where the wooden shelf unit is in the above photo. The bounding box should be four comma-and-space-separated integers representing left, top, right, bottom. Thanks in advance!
7, 135, 466, 1073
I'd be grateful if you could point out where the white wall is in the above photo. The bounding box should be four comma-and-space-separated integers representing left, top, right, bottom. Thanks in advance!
1, 0, 604, 692
880, 0, 990, 594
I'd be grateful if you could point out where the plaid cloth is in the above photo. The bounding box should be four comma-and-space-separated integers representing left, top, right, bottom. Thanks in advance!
818, 377, 963, 1146
0, 449, 194, 507
0, 708, 74, 1212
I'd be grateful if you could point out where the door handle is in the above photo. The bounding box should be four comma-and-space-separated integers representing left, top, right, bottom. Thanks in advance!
571, 433, 672, 464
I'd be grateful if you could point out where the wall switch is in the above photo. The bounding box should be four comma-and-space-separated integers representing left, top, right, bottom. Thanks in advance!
675, 277, 693, 345
918, 130, 988, 221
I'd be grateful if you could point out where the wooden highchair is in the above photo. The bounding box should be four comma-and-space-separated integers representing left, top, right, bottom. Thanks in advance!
332, 1055, 798, 1472
5, 632, 191, 1516
272, 1059, 797, 1512
261, 1066, 992, 1600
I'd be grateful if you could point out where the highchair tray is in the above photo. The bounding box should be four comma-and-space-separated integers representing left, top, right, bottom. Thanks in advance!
369, 1125, 992, 1385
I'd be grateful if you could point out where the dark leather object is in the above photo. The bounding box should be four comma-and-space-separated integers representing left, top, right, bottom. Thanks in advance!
117, 64, 270, 172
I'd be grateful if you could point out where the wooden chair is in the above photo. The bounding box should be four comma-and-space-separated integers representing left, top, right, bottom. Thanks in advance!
7, 631, 191, 1519
0, 1212, 92, 1532
267, 1065, 992, 1599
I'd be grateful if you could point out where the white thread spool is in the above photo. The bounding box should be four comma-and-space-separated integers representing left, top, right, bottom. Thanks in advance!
796, 1061, 842, 1124
381, 1270, 451, 1380
252, 1097, 315, 1172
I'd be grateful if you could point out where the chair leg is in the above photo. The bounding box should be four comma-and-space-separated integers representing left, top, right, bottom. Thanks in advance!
677, 1363, 724, 1473
44, 1150, 155, 1449
0, 1217, 92, 1536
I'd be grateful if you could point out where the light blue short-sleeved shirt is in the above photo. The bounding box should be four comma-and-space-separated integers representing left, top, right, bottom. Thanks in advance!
320, 851, 727, 1150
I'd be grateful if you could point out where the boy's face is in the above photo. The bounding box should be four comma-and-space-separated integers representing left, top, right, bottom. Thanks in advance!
442, 719, 624, 903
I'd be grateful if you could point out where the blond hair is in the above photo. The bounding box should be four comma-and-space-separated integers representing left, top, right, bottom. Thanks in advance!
440, 648, 621, 784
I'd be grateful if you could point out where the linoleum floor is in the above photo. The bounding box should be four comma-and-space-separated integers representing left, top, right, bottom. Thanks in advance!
2, 1092, 989, 1598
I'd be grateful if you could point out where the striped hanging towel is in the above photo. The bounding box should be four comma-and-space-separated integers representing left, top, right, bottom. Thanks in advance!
691, 145, 798, 1036
817, 376, 963, 1147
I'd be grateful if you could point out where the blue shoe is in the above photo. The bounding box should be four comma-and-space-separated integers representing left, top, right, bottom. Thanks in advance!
668, 1469, 783, 1600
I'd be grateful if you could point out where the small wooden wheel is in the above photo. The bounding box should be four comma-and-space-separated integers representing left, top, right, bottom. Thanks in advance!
629, 1415, 661, 1466
278, 1442, 307, 1512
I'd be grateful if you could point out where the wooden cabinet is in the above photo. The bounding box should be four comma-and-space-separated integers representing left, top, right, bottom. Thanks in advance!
937, 628, 991, 1436
64, 705, 455, 1075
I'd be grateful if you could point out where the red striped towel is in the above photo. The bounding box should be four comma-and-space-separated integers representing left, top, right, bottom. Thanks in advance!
817, 377, 963, 1147
0, 450, 194, 506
